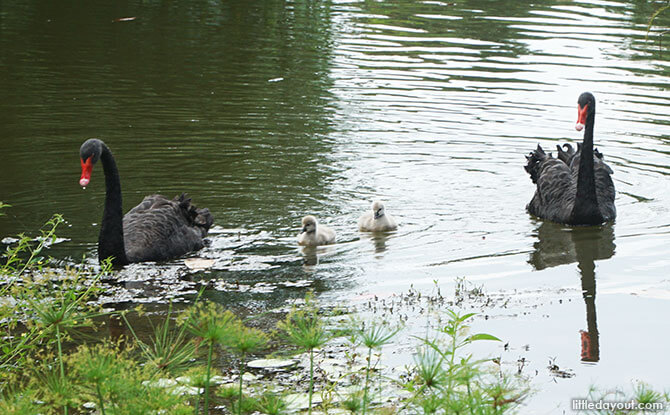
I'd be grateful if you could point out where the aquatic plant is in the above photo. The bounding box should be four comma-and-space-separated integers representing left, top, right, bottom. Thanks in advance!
66, 342, 191, 414
225, 319, 269, 415
1, 213, 64, 288
184, 301, 237, 414
278, 293, 329, 415
347, 318, 401, 415
253, 390, 289, 415
647, 1, 670, 51
402, 309, 527, 415
122, 301, 198, 375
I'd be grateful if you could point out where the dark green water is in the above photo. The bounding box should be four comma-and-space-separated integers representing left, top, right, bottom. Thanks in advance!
2, 0, 669, 411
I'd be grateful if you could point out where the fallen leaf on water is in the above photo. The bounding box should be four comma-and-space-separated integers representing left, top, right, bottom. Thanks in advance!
247, 358, 298, 370
184, 258, 215, 270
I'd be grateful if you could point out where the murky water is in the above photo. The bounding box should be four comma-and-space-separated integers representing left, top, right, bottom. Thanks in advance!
1, 0, 669, 411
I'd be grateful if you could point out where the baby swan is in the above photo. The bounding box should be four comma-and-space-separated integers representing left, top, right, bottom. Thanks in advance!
358, 201, 398, 232
297, 215, 336, 246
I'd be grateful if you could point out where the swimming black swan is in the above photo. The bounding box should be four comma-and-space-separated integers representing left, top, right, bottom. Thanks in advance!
79, 138, 213, 267
525, 92, 616, 225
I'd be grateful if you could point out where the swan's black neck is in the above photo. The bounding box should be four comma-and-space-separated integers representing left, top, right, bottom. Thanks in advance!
98, 143, 129, 266
571, 111, 603, 225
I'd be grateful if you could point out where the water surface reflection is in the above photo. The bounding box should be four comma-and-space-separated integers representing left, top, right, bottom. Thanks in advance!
529, 222, 615, 364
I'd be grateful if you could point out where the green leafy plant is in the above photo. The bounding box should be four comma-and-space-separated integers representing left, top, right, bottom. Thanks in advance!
184, 301, 237, 414
401, 310, 526, 415
67, 342, 191, 415
122, 302, 197, 375
646, 0, 670, 52
348, 318, 401, 415
254, 390, 289, 415
0, 386, 40, 415
226, 319, 269, 415
24, 267, 109, 414
278, 293, 329, 415
1, 213, 64, 282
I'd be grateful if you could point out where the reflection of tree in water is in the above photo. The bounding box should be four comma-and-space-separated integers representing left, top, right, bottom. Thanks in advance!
354, 0, 569, 60
528, 222, 615, 363
0, 0, 339, 239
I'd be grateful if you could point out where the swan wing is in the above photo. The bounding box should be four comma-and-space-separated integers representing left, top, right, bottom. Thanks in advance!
358, 212, 374, 231
527, 158, 575, 222
123, 194, 212, 262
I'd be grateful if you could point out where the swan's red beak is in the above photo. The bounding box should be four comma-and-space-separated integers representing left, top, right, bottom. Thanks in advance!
80, 157, 93, 187
575, 103, 588, 131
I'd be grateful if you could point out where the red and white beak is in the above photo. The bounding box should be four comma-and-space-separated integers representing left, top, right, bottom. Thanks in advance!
575, 103, 588, 131
80, 156, 93, 186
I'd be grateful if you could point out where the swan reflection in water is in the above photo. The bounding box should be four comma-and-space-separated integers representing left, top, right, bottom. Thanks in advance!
300, 231, 392, 268
360, 232, 391, 256
528, 221, 616, 363
299, 245, 337, 270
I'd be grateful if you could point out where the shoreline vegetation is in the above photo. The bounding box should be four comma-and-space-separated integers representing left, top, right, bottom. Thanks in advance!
1, 205, 668, 414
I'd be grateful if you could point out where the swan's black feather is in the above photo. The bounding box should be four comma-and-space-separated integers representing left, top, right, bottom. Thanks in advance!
526, 146, 576, 222
123, 194, 212, 263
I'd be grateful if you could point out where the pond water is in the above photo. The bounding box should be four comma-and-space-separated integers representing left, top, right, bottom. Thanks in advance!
1, 0, 669, 412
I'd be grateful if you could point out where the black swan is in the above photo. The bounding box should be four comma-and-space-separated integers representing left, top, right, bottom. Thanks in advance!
524, 92, 616, 225
79, 138, 213, 267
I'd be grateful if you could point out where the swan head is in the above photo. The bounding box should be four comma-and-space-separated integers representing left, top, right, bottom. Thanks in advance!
575, 92, 595, 131
301, 215, 318, 234
371, 200, 385, 219
79, 138, 103, 187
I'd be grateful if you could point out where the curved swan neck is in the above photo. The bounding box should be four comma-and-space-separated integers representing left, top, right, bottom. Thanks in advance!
572, 111, 601, 224
98, 143, 128, 266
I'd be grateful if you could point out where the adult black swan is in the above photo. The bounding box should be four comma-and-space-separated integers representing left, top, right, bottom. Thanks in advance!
79, 138, 213, 267
524, 92, 616, 225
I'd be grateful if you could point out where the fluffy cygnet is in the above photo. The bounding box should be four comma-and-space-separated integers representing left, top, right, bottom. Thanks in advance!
358, 201, 398, 232
297, 215, 336, 246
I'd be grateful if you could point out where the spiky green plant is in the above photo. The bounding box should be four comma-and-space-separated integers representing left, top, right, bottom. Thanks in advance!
342, 388, 365, 414
122, 302, 197, 375
348, 318, 401, 415
1, 213, 64, 283
399, 309, 529, 414
413, 346, 447, 390
254, 390, 289, 415
0, 386, 40, 415
226, 320, 269, 415
278, 294, 329, 415
66, 342, 192, 415
70, 344, 121, 415
183, 301, 237, 415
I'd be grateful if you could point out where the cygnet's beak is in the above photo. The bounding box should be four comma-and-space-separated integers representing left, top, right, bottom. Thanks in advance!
374, 209, 383, 219
300, 226, 307, 234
